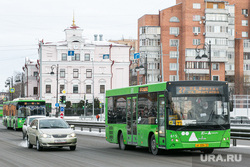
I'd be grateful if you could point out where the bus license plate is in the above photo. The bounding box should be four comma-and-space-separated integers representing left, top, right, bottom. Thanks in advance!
55, 139, 66, 143
195, 144, 209, 147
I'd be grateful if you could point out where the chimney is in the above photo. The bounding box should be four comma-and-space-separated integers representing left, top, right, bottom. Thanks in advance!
99, 34, 103, 41
94, 34, 98, 41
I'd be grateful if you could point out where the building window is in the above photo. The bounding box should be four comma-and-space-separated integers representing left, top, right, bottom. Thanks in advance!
73, 69, 79, 78
72, 53, 80, 61
170, 17, 180, 22
86, 69, 92, 78
33, 71, 38, 77
100, 85, 105, 93
170, 39, 179, 47
193, 27, 201, 33
212, 63, 219, 70
193, 3, 201, 9
46, 85, 51, 93
170, 75, 177, 81
73, 85, 78, 93
170, 51, 178, 58
60, 69, 65, 78
213, 4, 218, 9
170, 27, 179, 35
242, 20, 248, 26
242, 32, 248, 37
170, 63, 177, 71
33, 87, 38, 95
62, 53, 67, 61
85, 54, 90, 61
193, 15, 201, 21
242, 9, 248, 15
213, 76, 219, 81
193, 39, 201, 45
86, 85, 91, 94
60, 85, 65, 93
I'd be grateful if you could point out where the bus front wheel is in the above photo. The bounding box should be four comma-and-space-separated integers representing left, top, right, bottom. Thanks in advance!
202, 148, 214, 154
150, 134, 160, 155
119, 133, 128, 150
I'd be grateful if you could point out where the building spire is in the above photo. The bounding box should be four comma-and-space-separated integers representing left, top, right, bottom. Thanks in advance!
70, 11, 79, 29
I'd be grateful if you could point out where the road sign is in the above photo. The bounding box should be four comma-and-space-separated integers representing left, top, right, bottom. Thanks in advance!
68, 50, 74, 56
60, 112, 64, 119
10, 88, 15, 93
55, 103, 59, 107
103, 54, 109, 59
134, 53, 140, 59
62, 89, 66, 94
60, 107, 64, 112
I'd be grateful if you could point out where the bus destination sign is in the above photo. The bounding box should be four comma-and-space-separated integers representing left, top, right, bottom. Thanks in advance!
139, 87, 148, 92
176, 86, 224, 95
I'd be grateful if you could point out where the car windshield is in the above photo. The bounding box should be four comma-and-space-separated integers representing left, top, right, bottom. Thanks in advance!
168, 96, 229, 127
29, 117, 44, 125
39, 119, 70, 129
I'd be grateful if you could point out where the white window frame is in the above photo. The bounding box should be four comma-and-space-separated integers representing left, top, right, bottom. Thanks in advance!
170, 63, 177, 71
212, 76, 219, 81
193, 39, 201, 45
193, 27, 201, 33
73, 85, 78, 94
170, 75, 177, 81
170, 51, 178, 58
85, 54, 90, 61
242, 32, 248, 38
193, 15, 201, 21
170, 39, 179, 47
193, 3, 201, 9
212, 63, 219, 70
170, 27, 179, 35
242, 20, 248, 26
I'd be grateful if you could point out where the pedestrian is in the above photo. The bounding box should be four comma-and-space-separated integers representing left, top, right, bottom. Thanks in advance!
96, 114, 100, 121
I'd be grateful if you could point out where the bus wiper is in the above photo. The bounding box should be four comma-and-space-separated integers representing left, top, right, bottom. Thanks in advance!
176, 125, 190, 131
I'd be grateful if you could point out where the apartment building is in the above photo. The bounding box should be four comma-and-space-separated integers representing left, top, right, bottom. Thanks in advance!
137, 0, 250, 94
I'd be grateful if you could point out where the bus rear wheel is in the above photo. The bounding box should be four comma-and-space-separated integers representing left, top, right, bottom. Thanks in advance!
119, 133, 128, 150
202, 148, 214, 154
150, 134, 161, 155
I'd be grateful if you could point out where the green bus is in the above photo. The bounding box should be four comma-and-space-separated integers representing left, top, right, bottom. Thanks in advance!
3, 98, 46, 130
0, 104, 3, 117
105, 81, 231, 155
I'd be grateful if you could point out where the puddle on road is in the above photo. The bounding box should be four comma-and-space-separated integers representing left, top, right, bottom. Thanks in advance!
19, 140, 28, 148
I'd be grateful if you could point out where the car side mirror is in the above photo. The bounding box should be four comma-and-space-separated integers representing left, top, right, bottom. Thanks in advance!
32, 126, 37, 129
23, 123, 27, 126
70, 125, 75, 129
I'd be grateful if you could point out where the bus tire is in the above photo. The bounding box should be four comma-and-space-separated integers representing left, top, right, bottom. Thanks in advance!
119, 133, 128, 150
150, 134, 160, 155
27, 137, 33, 149
202, 148, 214, 154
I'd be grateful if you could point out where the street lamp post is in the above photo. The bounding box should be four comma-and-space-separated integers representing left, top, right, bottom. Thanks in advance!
51, 64, 59, 117
195, 41, 212, 80
92, 58, 95, 118
5, 77, 13, 100
135, 54, 147, 84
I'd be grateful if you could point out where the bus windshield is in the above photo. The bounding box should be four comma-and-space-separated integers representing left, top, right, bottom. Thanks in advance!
18, 105, 46, 117
168, 96, 229, 128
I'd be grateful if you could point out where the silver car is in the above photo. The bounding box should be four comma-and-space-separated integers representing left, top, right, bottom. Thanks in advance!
27, 118, 77, 151
22, 115, 46, 139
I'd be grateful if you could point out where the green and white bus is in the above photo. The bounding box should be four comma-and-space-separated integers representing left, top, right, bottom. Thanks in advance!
105, 81, 232, 155
3, 98, 46, 130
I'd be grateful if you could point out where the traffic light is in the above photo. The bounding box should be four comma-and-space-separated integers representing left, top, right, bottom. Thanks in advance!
60, 96, 66, 104
62, 96, 66, 104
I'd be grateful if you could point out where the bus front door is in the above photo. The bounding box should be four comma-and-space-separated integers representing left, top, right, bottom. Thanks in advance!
158, 95, 166, 148
126, 97, 137, 145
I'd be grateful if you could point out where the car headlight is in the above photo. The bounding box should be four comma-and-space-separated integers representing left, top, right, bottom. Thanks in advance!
68, 133, 76, 138
41, 134, 52, 138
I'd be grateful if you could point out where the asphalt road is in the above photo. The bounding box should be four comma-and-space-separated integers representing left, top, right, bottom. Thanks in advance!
0, 122, 250, 167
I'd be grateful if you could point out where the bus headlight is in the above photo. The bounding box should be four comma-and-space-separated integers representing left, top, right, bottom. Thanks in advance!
171, 139, 174, 142
176, 139, 179, 142
223, 138, 226, 141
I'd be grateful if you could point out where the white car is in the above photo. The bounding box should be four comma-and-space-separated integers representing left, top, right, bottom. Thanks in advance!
27, 118, 77, 151
22, 115, 46, 139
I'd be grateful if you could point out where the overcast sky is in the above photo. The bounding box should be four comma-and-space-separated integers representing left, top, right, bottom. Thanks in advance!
0, 0, 176, 91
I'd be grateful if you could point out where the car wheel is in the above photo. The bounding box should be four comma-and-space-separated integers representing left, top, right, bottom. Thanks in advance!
36, 139, 43, 151
150, 134, 160, 155
69, 146, 76, 151
27, 137, 33, 149
119, 133, 128, 150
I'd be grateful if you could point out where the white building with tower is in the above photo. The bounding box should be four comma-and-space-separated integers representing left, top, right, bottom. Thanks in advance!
24, 18, 130, 115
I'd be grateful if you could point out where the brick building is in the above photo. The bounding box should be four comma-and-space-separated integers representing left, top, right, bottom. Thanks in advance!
137, 0, 250, 95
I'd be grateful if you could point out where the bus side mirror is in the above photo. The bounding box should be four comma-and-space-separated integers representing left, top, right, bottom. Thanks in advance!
229, 101, 233, 112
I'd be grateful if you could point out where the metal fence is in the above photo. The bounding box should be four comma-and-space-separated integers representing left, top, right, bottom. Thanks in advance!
64, 108, 103, 116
